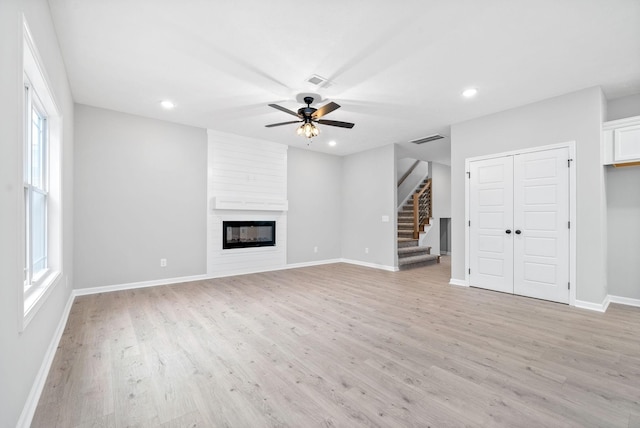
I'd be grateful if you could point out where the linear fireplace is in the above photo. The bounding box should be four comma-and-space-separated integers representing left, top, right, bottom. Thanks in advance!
222, 221, 276, 249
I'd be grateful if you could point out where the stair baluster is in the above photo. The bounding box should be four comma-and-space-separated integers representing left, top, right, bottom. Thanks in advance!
412, 179, 432, 239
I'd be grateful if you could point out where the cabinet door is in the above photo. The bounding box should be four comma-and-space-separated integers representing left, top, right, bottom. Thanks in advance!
469, 156, 514, 294
614, 124, 640, 162
513, 148, 570, 304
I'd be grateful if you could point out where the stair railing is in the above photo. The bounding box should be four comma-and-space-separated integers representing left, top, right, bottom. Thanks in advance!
412, 179, 432, 239
397, 160, 421, 187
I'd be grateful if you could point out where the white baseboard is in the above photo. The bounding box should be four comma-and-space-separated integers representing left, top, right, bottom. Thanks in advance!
285, 259, 343, 270
575, 295, 610, 313
608, 294, 640, 308
73, 260, 352, 297
16, 292, 75, 428
340, 258, 399, 272
449, 278, 469, 287
73, 273, 210, 296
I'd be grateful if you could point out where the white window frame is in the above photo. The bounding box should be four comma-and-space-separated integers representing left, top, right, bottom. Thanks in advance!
21, 19, 63, 330
24, 80, 50, 290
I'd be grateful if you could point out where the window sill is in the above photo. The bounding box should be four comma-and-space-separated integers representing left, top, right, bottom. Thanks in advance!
22, 270, 62, 332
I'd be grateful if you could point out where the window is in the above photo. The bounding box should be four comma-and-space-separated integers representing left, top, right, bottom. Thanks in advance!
22, 21, 62, 328
24, 82, 49, 287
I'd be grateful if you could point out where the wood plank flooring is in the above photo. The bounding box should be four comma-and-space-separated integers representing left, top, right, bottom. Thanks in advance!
33, 257, 640, 427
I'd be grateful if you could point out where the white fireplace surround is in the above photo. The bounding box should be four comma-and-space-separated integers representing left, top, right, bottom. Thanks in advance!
207, 130, 288, 277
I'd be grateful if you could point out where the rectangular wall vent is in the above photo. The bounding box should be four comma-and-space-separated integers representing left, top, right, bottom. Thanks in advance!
409, 134, 445, 144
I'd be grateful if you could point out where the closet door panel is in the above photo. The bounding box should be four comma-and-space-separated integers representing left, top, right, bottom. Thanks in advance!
513, 148, 570, 303
469, 156, 514, 293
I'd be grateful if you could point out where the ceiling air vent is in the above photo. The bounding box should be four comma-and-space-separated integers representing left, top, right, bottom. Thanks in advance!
409, 134, 445, 144
306, 74, 332, 88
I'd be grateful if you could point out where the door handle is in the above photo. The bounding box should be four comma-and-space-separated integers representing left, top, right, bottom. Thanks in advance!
505, 229, 512, 234
515, 230, 522, 235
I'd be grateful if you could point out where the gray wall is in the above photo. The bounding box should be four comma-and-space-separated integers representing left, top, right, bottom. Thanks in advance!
606, 167, 640, 299
342, 144, 397, 268
451, 87, 607, 304
607, 92, 640, 121
74, 105, 207, 288
0, 1, 75, 426
431, 162, 451, 219
287, 147, 343, 264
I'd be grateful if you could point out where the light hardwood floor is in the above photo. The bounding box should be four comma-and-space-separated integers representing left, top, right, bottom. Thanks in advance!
33, 257, 640, 427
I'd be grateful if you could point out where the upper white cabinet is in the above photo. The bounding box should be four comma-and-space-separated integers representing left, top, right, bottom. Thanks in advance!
603, 116, 640, 165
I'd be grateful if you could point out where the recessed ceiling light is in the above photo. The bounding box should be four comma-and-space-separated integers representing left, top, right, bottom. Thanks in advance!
160, 100, 175, 109
462, 88, 478, 98
328, 140, 337, 147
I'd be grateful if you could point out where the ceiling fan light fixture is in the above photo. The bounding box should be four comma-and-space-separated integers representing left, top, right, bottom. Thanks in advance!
266, 96, 353, 140
298, 122, 319, 138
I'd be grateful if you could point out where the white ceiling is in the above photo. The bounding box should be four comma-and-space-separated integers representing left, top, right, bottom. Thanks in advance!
48, 0, 640, 160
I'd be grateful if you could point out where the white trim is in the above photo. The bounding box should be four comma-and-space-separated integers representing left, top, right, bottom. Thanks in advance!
568, 142, 577, 306
464, 156, 470, 286
16, 292, 74, 428
449, 278, 469, 287
73, 274, 210, 296
602, 115, 640, 130
608, 295, 640, 308
74, 259, 399, 297
575, 295, 610, 313
22, 19, 60, 115
464, 141, 575, 163
22, 272, 62, 330
285, 259, 343, 270
340, 259, 399, 272
464, 141, 577, 306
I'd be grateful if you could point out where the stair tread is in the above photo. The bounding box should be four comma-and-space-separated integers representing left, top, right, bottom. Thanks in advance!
398, 246, 431, 255
398, 254, 439, 266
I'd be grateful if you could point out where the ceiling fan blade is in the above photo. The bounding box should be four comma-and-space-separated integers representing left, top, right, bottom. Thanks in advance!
268, 103, 300, 117
317, 119, 355, 129
265, 120, 302, 128
313, 101, 341, 119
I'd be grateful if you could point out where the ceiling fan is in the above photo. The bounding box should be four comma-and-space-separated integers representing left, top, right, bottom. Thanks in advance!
265, 96, 355, 138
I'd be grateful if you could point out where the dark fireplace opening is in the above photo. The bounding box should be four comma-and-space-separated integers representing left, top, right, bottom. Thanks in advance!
222, 221, 276, 249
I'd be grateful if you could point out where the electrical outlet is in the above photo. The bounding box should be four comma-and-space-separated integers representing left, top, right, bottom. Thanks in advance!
160, 258, 167, 267
365, 247, 369, 254
313, 246, 318, 253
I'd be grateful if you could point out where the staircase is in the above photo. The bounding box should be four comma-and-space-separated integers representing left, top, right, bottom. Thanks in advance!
397, 179, 440, 270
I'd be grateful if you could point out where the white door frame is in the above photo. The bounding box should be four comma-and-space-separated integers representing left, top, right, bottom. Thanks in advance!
464, 141, 577, 306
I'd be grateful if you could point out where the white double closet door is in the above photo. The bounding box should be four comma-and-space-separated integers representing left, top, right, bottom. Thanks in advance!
469, 147, 570, 304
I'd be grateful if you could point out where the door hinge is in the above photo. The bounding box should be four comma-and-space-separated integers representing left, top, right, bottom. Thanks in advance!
568, 221, 570, 229
468, 220, 471, 227
467, 171, 470, 178
468, 268, 471, 275
568, 282, 570, 290
568, 159, 573, 167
